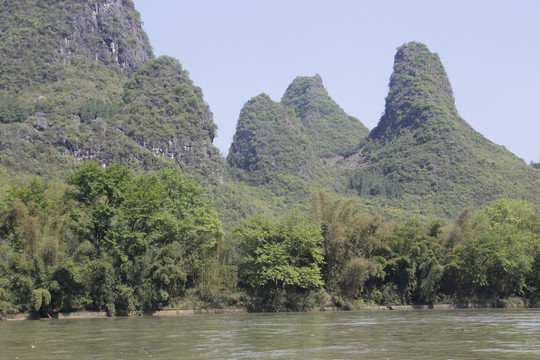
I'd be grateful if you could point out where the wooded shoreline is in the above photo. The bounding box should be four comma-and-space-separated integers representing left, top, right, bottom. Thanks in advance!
3, 303, 537, 322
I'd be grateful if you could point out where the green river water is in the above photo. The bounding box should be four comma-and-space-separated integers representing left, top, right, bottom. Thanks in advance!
1, 309, 539, 359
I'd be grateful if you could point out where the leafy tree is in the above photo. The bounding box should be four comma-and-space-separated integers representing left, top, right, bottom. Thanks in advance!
31, 288, 51, 313
83, 257, 117, 314
312, 192, 387, 299
382, 220, 445, 304
236, 211, 324, 291
48, 259, 85, 311
148, 242, 187, 308
68, 162, 130, 253
453, 199, 539, 300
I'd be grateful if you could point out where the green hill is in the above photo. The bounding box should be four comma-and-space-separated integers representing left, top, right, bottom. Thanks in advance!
347, 42, 539, 218
121, 55, 225, 183
0, 1, 536, 221
281, 74, 369, 158
225, 43, 538, 221
0, 0, 223, 183
226, 76, 369, 203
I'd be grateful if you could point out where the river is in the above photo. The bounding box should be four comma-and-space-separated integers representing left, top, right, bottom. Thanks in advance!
1, 309, 539, 359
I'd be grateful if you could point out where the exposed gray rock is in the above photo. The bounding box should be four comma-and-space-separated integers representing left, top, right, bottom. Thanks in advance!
31, 113, 48, 131
70, 115, 81, 128
60, 0, 154, 77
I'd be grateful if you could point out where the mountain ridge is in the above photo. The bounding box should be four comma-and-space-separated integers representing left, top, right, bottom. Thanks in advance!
0, 1, 536, 221
0, 0, 224, 183
346, 42, 539, 217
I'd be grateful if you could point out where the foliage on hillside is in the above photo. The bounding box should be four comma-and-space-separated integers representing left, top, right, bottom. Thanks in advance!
227, 93, 325, 197
225, 51, 539, 223
122, 56, 225, 183
370, 42, 457, 140
0, 1, 224, 184
226, 75, 372, 210
346, 42, 540, 218
1, 168, 538, 316
0, 0, 152, 92
281, 75, 369, 157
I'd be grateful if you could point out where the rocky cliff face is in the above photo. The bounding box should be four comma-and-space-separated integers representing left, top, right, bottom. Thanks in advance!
62, 0, 154, 77
0, 0, 153, 91
0, 0, 224, 183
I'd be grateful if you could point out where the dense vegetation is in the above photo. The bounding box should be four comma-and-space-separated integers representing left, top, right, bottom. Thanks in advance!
281, 75, 369, 158
226, 75, 372, 211
0, 1, 538, 317
0, 163, 233, 315
0, 0, 223, 183
345, 42, 540, 219
227, 93, 325, 202
0, 0, 151, 92
121, 55, 225, 183
226, 44, 539, 224
0, 165, 538, 316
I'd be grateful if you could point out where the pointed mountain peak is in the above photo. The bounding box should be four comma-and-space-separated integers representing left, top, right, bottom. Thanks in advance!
370, 42, 459, 140
281, 74, 327, 108
394, 41, 433, 66
250, 93, 274, 105
227, 92, 320, 186
281, 74, 369, 157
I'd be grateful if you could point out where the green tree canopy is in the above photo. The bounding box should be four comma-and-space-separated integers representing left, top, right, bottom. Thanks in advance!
236, 211, 324, 291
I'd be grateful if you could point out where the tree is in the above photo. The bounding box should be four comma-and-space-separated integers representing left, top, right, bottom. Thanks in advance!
382, 220, 445, 304
66, 163, 224, 312
312, 192, 387, 299
455, 199, 539, 299
68, 162, 130, 253
236, 211, 324, 291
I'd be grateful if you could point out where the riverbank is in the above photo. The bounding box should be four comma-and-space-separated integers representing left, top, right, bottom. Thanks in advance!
3, 302, 537, 321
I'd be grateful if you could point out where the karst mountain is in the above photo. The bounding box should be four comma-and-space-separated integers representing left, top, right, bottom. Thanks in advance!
0, 1, 537, 220
0, 0, 224, 183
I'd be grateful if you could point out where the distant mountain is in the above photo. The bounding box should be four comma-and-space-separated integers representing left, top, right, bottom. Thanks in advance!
281, 75, 369, 158
0, 0, 224, 183
0, 0, 536, 221
227, 93, 321, 184
347, 42, 539, 217
121, 56, 224, 181
226, 76, 369, 199
226, 42, 539, 220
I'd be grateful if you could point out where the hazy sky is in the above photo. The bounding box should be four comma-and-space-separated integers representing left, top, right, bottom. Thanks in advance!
132, 0, 539, 164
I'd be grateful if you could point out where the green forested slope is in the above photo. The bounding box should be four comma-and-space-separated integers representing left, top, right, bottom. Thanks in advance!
226, 52, 539, 221
0, 0, 223, 183
121, 56, 225, 183
227, 93, 322, 192
226, 76, 370, 209
347, 42, 539, 218
0, 0, 152, 92
281, 74, 369, 158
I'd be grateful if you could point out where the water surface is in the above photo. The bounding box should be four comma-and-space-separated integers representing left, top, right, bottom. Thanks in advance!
1, 309, 539, 359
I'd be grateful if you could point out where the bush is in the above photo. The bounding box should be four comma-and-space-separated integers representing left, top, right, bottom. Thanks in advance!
0, 95, 27, 123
